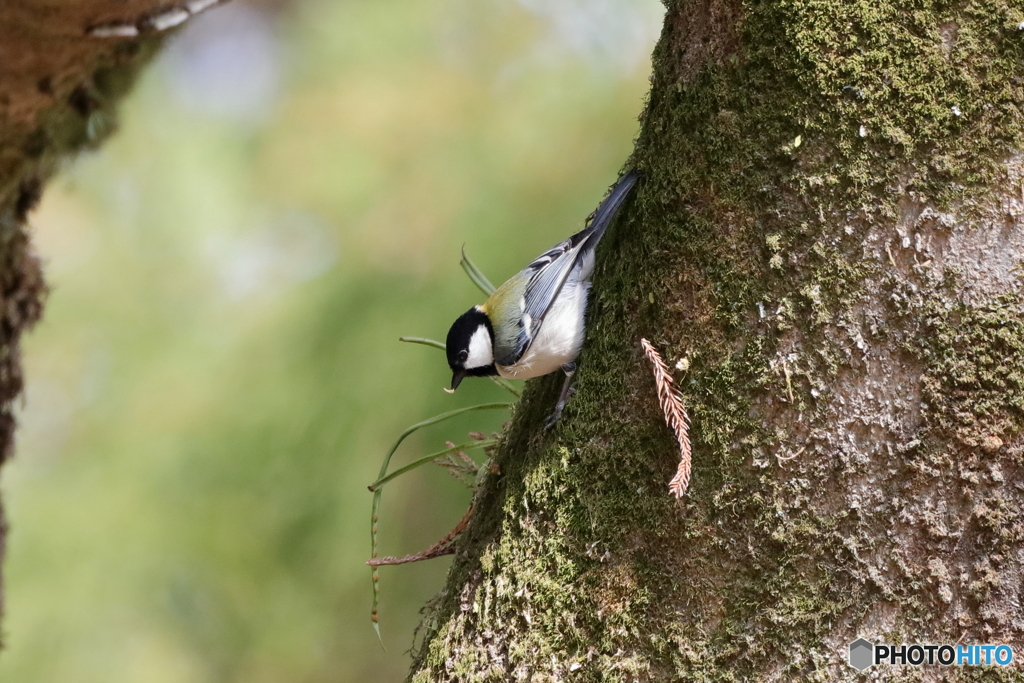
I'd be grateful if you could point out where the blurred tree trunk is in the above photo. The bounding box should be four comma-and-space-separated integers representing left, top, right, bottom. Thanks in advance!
409, 0, 1024, 680
0, 0, 168, 630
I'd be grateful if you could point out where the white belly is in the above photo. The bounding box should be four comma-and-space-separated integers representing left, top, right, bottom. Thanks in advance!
496, 280, 588, 380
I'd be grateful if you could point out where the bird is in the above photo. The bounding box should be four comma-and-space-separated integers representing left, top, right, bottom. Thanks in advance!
445, 170, 639, 423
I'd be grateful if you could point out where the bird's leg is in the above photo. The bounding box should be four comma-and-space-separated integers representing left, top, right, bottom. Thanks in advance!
545, 362, 577, 429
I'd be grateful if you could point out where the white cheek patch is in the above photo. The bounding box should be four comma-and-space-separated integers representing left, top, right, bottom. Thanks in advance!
466, 325, 494, 369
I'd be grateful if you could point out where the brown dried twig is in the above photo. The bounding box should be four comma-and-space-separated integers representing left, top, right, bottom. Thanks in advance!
640, 338, 692, 498
367, 503, 475, 567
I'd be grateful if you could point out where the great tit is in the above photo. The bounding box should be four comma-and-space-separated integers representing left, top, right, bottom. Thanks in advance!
445, 170, 639, 422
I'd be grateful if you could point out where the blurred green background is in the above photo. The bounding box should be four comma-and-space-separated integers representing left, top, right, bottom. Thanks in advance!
0, 0, 659, 680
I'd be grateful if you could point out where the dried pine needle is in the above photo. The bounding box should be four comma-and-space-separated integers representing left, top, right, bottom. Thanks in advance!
640, 338, 692, 498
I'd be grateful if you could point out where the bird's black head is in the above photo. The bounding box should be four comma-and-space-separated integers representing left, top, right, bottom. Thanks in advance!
446, 306, 498, 390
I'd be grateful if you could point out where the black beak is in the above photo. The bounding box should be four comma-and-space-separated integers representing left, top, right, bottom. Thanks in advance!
451, 369, 466, 391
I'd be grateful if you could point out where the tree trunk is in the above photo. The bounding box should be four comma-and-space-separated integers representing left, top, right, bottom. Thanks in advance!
0, 0, 170, 630
408, 0, 1024, 680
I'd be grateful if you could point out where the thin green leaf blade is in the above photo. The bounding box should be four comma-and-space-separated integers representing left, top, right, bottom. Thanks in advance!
491, 376, 522, 396
460, 245, 496, 296
398, 336, 446, 351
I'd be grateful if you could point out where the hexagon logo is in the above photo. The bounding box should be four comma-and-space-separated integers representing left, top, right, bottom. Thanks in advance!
849, 638, 874, 671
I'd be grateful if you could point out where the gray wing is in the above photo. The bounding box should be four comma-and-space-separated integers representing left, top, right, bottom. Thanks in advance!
497, 170, 639, 366
489, 237, 583, 366
492, 231, 597, 367
521, 236, 592, 332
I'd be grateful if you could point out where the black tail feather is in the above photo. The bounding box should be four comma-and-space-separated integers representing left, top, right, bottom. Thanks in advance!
580, 169, 640, 243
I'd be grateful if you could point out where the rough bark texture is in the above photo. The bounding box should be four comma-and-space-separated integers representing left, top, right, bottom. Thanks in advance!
0, 0, 168, 631
409, 0, 1024, 680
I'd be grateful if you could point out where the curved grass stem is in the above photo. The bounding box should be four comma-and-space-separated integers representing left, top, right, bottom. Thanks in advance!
367, 438, 497, 491
369, 402, 510, 641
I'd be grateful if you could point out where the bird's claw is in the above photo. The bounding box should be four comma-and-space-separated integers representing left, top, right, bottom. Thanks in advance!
544, 365, 577, 430
543, 407, 564, 430
544, 386, 575, 430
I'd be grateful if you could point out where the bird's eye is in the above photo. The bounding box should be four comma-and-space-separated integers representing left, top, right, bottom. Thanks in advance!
459, 350, 468, 362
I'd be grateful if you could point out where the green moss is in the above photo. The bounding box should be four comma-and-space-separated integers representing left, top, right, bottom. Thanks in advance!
916, 294, 1024, 446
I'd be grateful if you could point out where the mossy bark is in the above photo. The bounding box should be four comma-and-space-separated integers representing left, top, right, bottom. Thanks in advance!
0, 0, 168, 632
409, 0, 1024, 680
